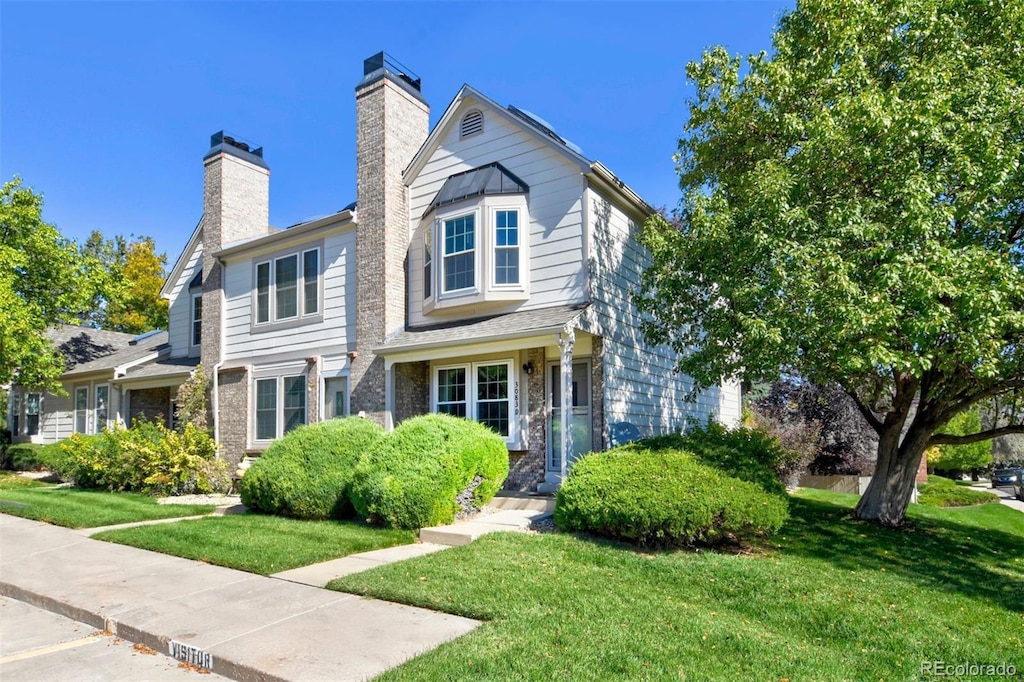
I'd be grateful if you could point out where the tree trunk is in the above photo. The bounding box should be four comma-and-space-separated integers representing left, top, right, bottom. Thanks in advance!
854, 424, 930, 526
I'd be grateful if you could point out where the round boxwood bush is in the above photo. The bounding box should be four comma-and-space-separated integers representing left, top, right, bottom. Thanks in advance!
555, 447, 789, 547
240, 417, 384, 520
350, 413, 509, 530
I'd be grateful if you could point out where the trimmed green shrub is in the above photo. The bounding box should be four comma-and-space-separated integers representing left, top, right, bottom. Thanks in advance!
617, 422, 789, 496
350, 413, 509, 530
42, 420, 227, 495
918, 475, 1000, 508
555, 446, 789, 547
240, 418, 385, 520
3, 443, 47, 471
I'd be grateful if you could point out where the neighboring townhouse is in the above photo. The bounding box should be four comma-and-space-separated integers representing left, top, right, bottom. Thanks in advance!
5, 326, 194, 444
11, 53, 741, 491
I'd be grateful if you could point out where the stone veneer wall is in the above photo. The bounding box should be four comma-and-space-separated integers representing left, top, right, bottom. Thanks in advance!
128, 388, 171, 426
349, 74, 429, 425
505, 347, 547, 491
217, 367, 248, 465
590, 336, 606, 452
394, 361, 429, 425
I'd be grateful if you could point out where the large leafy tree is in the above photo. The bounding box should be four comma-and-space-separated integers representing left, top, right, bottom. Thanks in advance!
79, 232, 168, 333
106, 237, 169, 333
0, 178, 99, 391
638, 0, 1024, 525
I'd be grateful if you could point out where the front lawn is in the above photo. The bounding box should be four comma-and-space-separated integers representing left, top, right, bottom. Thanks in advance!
330, 488, 1024, 681
94, 514, 416, 575
0, 479, 214, 528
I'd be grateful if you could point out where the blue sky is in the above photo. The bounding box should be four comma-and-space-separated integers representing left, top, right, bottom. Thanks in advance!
2, 1, 792, 264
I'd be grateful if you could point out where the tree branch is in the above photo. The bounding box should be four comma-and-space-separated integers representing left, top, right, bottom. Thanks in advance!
843, 386, 884, 434
929, 424, 1024, 446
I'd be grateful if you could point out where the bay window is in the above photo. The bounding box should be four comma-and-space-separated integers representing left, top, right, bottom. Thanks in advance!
443, 214, 476, 293
494, 209, 519, 285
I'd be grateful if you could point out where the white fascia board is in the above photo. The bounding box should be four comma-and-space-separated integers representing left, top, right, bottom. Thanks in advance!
161, 217, 204, 299
404, 84, 590, 185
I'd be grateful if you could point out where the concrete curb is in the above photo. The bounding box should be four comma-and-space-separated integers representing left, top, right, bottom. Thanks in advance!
0, 581, 291, 682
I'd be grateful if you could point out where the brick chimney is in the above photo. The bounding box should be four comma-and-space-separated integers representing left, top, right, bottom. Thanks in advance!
350, 53, 429, 425
200, 131, 270, 366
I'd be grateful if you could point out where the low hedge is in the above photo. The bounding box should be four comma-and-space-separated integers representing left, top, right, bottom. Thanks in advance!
240, 418, 385, 520
2, 443, 47, 471
555, 445, 789, 547
918, 475, 1000, 508
350, 413, 509, 530
617, 423, 789, 496
40, 420, 228, 496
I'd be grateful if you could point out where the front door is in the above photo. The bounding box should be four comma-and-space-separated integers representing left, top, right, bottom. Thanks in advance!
547, 360, 592, 476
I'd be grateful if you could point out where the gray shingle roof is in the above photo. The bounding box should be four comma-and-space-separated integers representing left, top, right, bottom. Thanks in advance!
121, 356, 199, 380
47, 326, 169, 377
376, 303, 588, 354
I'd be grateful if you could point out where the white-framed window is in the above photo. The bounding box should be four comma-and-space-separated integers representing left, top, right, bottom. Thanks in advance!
10, 392, 21, 437
191, 294, 202, 347
94, 384, 110, 434
494, 209, 520, 285
423, 196, 529, 312
74, 387, 89, 434
423, 228, 433, 300
254, 375, 307, 442
442, 214, 476, 294
254, 247, 320, 326
432, 360, 517, 443
324, 377, 349, 419
25, 393, 40, 436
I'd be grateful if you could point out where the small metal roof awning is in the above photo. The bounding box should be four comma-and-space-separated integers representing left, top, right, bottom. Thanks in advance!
423, 162, 529, 218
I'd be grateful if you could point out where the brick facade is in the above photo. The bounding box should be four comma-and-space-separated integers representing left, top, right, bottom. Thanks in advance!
394, 361, 429, 425
505, 347, 547, 491
216, 367, 249, 465
349, 73, 429, 426
128, 388, 171, 426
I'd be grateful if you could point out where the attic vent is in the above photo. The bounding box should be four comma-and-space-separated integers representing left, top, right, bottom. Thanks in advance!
460, 110, 484, 139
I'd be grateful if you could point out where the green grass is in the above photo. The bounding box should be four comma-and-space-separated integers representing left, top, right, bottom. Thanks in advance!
919, 475, 1001, 507
94, 514, 416, 575
329, 489, 1024, 681
0, 483, 214, 528
0, 471, 48, 489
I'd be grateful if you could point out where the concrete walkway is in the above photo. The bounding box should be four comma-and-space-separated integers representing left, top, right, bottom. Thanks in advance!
0, 514, 479, 682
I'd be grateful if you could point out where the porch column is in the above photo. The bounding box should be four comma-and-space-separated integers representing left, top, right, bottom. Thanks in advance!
559, 328, 575, 483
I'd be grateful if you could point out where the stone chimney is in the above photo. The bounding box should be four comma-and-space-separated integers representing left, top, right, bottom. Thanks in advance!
350, 53, 429, 425
200, 131, 270, 366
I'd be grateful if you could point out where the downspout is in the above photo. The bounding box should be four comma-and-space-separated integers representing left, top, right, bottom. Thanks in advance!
211, 255, 226, 445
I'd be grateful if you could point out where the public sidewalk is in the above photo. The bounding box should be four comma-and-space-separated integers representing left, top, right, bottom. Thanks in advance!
0, 514, 479, 682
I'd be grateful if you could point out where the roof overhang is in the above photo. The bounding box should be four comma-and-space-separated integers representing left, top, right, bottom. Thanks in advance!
215, 209, 356, 260
161, 217, 204, 300
586, 162, 655, 223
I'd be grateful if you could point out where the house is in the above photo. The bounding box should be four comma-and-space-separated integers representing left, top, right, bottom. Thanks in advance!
8, 53, 741, 491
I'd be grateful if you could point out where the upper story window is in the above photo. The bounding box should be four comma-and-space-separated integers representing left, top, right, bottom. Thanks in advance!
460, 110, 483, 139
254, 246, 321, 327
494, 210, 519, 285
443, 214, 476, 293
191, 294, 202, 347
421, 163, 529, 314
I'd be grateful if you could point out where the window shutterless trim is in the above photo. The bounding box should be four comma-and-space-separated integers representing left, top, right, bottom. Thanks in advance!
250, 241, 324, 332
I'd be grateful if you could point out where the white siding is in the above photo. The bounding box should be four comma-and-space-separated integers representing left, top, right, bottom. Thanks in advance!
584, 189, 739, 439
407, 101, 588, 326
167, 240, 203, 358
222, 228, 356, 362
